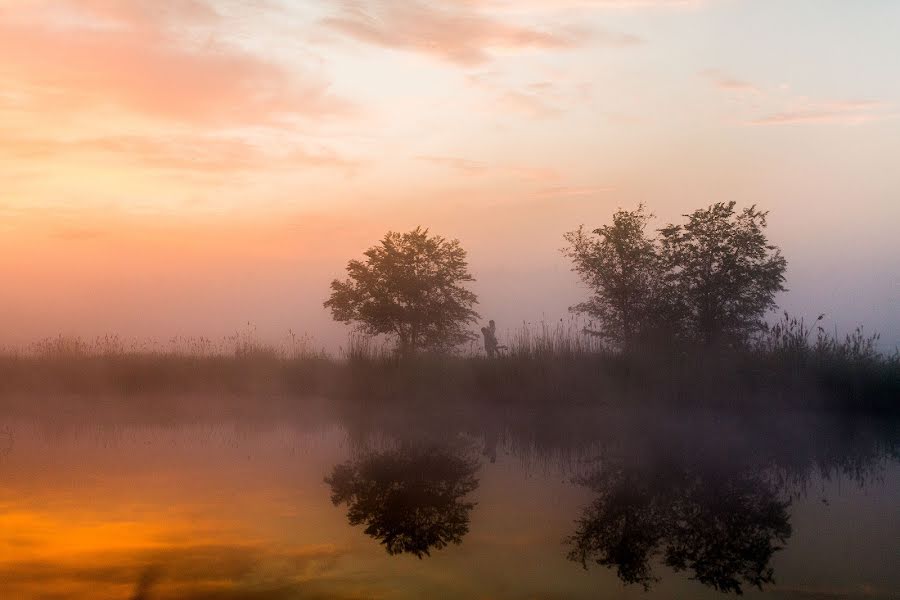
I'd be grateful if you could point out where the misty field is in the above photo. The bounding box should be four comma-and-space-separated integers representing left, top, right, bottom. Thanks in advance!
2, 316, 896, 419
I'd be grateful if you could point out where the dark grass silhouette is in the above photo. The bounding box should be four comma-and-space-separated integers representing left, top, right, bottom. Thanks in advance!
0, 315, 896, 415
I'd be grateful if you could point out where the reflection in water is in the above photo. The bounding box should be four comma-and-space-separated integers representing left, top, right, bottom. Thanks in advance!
0, 401, 896, 598
330, 404, 897, 595
567, 463, 792, 594
130, 566, 160, 600
325, 445, 480, 558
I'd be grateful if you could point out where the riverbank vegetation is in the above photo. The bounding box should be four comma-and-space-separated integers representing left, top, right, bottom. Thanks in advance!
1, 203, 896, 414
0, 315, 896, 415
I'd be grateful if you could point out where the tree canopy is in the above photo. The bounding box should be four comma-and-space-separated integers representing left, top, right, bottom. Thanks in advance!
568, 460, 791, 594
564, 202, 787, 349
659, 202, 787, 346
324, 227, 479, 354
325, 446, 480, 558
563, 205, 674, 348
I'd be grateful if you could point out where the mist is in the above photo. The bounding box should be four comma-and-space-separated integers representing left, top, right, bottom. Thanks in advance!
1, 1, 898, 598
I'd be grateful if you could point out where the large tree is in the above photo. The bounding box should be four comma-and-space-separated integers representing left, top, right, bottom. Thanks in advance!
563, 206, 675, 348
325, 446, 480, 558
564, 203, 787, 349
659, 202, 787, 347
324, 227, 479, 355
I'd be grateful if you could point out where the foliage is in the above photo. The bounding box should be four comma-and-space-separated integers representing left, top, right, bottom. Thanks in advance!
568, 463, 792, 594
659, 202, 787, 346
565, 202, 787, 348
325, 227, 479, 355
325, 446, 480, 558
562, 206, 674, 348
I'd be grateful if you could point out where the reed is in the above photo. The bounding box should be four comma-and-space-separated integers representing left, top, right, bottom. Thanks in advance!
0, 316, 896, 414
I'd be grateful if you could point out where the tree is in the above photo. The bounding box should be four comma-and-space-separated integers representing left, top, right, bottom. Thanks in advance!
659, 202, 787, 347
564, 203, 787, 349
325, 446, 480, 558
324, 227, 479, 355
562, 206, 673, 349
567, 462, 791, 594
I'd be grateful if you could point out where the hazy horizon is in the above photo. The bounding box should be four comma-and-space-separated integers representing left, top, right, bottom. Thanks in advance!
2, 0, 898, 351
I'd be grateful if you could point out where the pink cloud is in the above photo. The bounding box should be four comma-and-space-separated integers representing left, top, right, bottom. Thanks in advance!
536, 185, 613, 197
322, 0, 612, 65
497, 90, 562, 118
0, 133, 360, 172
0, 0, 352, 126
417, 155, 490, 174
32, 0, 222, 28
750, 101, 894, 126
702, 69, 761, 94
700, 69, 895, 127
453, 0, 710, 10
467, 71, 593, 119
418, 155, 560, 181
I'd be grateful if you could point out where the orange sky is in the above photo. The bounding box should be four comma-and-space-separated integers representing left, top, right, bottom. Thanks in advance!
1, 0, 898, 349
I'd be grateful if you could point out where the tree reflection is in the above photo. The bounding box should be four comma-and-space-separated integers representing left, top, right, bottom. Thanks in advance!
328, 401, 894, 591
325, 445, 480, 558
567, 462, 792, 594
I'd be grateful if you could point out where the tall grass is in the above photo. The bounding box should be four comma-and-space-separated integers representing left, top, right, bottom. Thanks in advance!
752, 313, 898, 411
12, 324, 327, 361
0, 325, 333, 402
507, 318, 608, 359
0, 316, 896, 414
756, 312, 885, 365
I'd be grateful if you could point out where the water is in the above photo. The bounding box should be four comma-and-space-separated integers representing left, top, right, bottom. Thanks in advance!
0, 401, 897, 599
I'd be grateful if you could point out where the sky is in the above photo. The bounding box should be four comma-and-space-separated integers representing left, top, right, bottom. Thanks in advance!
1, 0, 898, 351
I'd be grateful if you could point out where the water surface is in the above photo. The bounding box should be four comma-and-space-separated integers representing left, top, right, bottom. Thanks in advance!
0, 400, 896, 599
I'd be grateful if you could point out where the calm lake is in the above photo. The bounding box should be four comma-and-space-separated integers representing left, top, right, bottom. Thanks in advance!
0, 399, 897, 599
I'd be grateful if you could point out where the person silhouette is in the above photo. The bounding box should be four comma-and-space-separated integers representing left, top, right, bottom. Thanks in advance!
481, 320, 504, 358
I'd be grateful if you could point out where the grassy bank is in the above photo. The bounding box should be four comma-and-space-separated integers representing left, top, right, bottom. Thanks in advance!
1, 317, 896, 415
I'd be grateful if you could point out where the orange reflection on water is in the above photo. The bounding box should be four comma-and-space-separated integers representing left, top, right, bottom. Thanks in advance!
0, 424, 371, 600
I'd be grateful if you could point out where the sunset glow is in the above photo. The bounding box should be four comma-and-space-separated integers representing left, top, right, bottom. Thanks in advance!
2, 0, 898, 348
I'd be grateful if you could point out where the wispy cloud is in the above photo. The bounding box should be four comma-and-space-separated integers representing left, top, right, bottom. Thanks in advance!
456, 0, 712, 11
702, 69, 895, 126
418, 155, 490, 174
495, 89, 563, 118
702, 69, 761, 94
51, 227, 107, 241
0, 0, 352, 126
750, 100, 894, 126
466, 70, 594, 119
536, 185, 613, 197
418, 155, 559, 181
321, 0, 633, 65
0, 134, 360, 172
